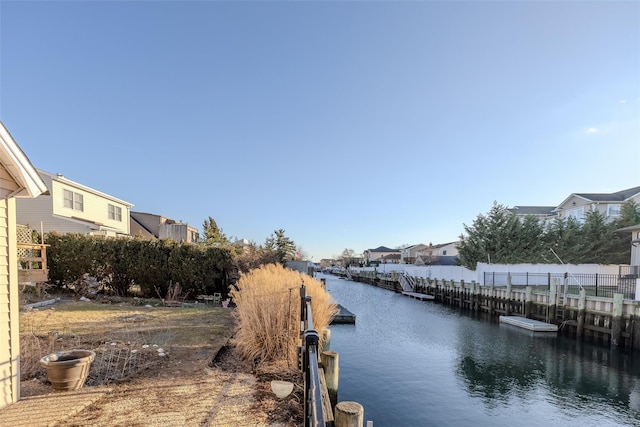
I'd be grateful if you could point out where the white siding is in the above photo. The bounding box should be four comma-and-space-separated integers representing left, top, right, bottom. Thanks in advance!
16, 171, 131, 236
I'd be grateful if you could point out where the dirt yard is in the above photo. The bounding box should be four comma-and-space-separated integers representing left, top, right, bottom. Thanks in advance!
18, 298, 303, 426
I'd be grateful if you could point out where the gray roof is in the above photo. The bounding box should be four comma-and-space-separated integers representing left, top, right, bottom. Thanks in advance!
510, 206, 556, 216
575, 186, 640, 202
368, 246, 399, 253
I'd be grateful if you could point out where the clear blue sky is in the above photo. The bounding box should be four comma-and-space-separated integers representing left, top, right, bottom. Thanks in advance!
1, 1, 638, 261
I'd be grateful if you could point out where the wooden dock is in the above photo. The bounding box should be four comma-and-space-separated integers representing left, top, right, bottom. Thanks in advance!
499, 316, 558, 332
331, 304, 356, 324
402, 291, 435, 301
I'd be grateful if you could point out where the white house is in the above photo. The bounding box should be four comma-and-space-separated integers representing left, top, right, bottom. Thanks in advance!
16, 170, 133, 237
554, 186, 640, 224
0, 122, 48, 409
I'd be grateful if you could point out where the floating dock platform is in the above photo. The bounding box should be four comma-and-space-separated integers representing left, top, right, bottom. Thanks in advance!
331, 304, 356, 324
499, 316, 558, 332
402, 292, 435, 301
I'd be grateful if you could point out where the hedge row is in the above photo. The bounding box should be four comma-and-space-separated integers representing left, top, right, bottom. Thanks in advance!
44, 233, 234, 298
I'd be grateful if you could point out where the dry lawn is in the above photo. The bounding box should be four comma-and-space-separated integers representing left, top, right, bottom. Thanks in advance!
19, 299, 303, 426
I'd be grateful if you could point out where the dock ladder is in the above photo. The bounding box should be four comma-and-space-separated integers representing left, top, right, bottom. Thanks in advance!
555, 293, 566, 322
398, 273, 414, 292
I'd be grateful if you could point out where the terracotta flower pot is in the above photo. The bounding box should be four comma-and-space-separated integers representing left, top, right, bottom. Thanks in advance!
40, 349, 95, 391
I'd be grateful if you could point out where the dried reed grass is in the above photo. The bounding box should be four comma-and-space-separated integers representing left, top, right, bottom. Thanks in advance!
229, 263, 337, 370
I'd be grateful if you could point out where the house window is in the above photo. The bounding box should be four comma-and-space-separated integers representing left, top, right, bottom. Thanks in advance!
443, 250, 447, 255
566, 207, 585, 222
108, 204, 122, 221
607, 204, 622, 218
63, 189, 84, 211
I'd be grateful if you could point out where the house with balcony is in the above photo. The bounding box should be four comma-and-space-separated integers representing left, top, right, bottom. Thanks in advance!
16, 170, 132, 237
130, 211, 199, 243
0, 121, 48, 409
553, 186, 640, 224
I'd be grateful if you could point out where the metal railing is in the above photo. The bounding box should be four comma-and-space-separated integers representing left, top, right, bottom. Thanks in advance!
398, 272, 414, 292
299, 285, 326, 427
484, 272, 637, 299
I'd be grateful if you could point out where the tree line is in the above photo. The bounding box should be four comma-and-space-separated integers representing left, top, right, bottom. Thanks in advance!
457, 201, 640, 270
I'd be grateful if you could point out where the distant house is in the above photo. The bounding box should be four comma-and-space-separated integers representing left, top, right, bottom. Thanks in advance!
16, 170, 132, 237
363, 246, 400, 265
432, 241, 459, 257
400, 244, 429, 264
553, 186, 640, 224
0, 121, 48, 409
510, 206, 556, 224
413, 241, 460, 265
380, 253, 401, 264
130, 211, 198, 243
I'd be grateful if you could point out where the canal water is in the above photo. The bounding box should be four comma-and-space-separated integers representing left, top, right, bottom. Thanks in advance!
320, 273, 640, 426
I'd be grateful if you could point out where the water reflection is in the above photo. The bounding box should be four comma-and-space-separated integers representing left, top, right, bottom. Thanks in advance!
322, 274, 640, 426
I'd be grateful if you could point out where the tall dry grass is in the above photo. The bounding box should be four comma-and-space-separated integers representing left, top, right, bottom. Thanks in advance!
229, 263, 337, 371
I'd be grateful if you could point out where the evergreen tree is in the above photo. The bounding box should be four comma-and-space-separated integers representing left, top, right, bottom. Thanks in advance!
202, 216, 229, 246
543, 217, 583, 264
581, 210, 611, 263
264, 229, 296, 265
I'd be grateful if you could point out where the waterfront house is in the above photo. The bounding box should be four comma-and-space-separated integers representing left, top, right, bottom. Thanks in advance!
363, 246, 400, 265
400, 244, 429, 264
16, 170, 132, 237
0, 122, 48, 409
130, 211, 199, 243
432, 241, 459, 257
553, 186, 640, 224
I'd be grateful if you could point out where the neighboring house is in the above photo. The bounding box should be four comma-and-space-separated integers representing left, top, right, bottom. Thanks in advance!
400, 244, 429, 264
432, 241, 459, 257
553, 186, 640, 224
16, 169, 132, 237
510, 206, 556, 225
380, 253, 401, 264
414, 241, 459, 265
363, 246, 400, 264
0, 121, 48, 409
130, 211, 198, 243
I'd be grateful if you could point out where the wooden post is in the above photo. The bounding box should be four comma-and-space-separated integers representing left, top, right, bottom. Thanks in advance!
489, 285, 495, 316
335, 401, 364, 427
322, 351, 339, 410
549, 282, 557, 324
576, 289, 586, 339
524, 286, 532, 319
322, 328, 331, 352
611, 293, 624, 348
506, 273, 512, 315
471, 281, 478, 311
